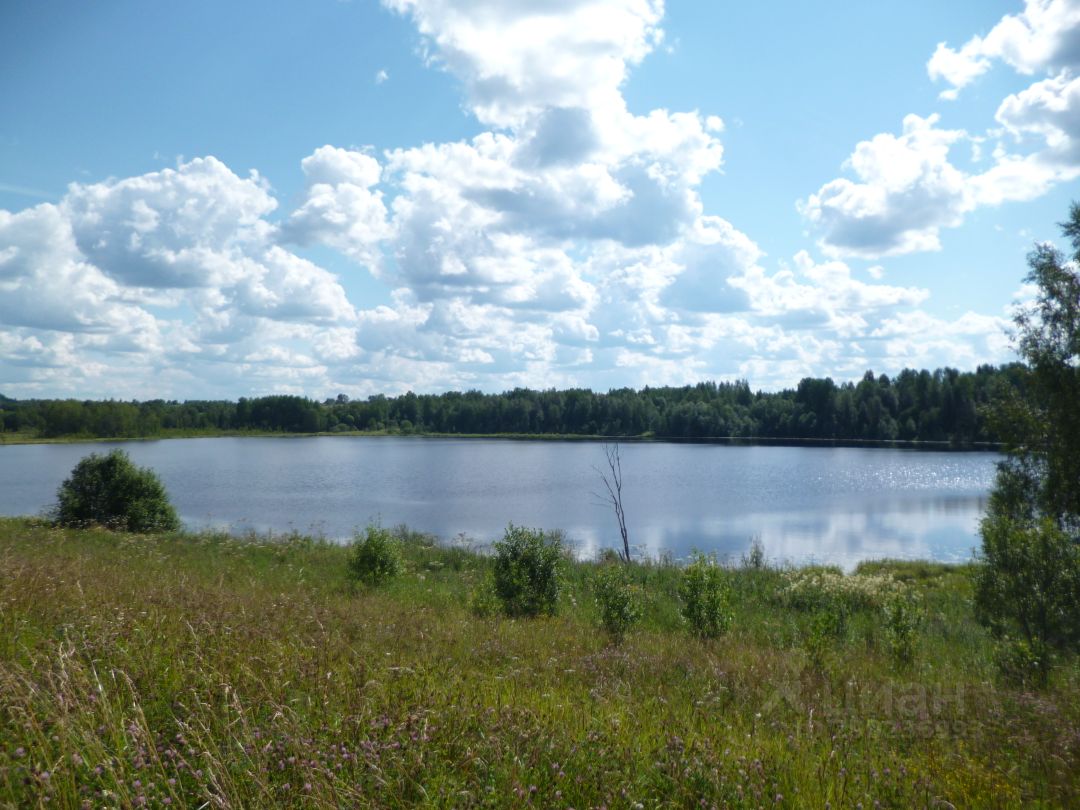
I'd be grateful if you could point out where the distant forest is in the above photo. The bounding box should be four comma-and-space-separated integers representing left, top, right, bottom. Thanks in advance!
0, 364, 1026, 445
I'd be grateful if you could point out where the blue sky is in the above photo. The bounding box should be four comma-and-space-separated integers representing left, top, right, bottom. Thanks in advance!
1, 0, 1079, 399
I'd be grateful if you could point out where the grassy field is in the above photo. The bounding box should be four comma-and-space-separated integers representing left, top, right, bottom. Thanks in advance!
0, 517, 1077, 808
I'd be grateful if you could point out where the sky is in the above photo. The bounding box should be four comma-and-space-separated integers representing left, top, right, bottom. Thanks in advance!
1, 0, 1079, 401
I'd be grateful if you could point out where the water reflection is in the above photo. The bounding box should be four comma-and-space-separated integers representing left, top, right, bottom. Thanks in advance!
0, 437, 998, 567
565, 494, 987, 570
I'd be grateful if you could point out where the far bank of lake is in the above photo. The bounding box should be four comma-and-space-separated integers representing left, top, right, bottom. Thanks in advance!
1, 436, 998, 568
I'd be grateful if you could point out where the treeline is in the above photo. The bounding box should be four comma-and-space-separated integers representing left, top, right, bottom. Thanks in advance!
0, 364, 1024, 445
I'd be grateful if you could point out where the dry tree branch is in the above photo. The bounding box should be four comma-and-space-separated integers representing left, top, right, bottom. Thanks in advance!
591, 441, 630, 562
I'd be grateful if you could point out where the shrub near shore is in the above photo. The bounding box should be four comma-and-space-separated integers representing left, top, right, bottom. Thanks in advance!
1, 518, 1078, 808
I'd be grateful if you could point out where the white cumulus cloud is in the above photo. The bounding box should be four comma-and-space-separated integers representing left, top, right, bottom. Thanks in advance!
804, 59, 1080, 258
928, 0, 1080, 98
799, 114, 971, 258
283, 145, 391, 268
383, 0, 664, 127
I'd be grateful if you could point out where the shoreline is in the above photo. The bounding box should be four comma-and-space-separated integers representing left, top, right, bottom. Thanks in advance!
0, 515, 982, 571
0, 428, 1002, 451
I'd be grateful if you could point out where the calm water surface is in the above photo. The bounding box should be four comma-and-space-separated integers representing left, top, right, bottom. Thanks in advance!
0, 437, 999, 568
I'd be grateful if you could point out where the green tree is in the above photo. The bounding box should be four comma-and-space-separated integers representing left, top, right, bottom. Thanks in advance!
55, 449, 180, 532
976, 203, 1080, 659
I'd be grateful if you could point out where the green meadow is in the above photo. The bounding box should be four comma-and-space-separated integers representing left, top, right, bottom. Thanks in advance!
0, 517, 1077, 808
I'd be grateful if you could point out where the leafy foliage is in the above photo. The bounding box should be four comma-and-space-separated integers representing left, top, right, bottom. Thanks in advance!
976, 517, 1080, 651
882, 594, 924, 666
2, 364, 1025, 443
742, 537, 767, 570
779, 568, 907, 613
803, 608, 846, 671
994, 635, 1053, 688
977, 203, 1080, 659
677, 552, 732, 638
468, 577, 500, 618
55, 450, 180, 533
347, 525, 403, 586
491, 524, 564, 617
781, 567, 923, 667
592, 563, 643, 643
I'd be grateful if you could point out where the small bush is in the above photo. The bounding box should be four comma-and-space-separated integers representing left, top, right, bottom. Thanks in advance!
742, 537, 767, 570
593, 563, 643, 643
994, 636, 1052, 688
347, 525, 403, 586
55, 449, 180, 532
803, 608, 845, 671
468, 577, 500, 618
882, 594, 923, 666
491, 524, 564, 617
596, 547, 624, 565
678, 552, 732, 639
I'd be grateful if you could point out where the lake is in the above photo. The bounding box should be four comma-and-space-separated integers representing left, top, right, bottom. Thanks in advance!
0, 437, 999, 568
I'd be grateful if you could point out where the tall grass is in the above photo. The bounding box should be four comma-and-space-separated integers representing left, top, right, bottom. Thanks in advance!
0, 517, 1077, 807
